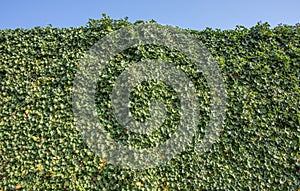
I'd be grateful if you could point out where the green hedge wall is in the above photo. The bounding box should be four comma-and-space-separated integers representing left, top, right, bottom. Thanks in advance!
0, 15, 299, 190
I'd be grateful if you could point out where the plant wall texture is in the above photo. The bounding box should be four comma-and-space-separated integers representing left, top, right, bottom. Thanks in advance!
0, 15, 299, 190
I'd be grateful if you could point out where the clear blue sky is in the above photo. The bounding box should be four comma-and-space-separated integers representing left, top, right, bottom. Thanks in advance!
1, 0, 299, 30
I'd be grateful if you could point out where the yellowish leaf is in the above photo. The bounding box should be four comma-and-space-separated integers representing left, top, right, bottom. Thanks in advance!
135, 182, 142, 186
36, 164, 44, 171
163, 185, 169, 191
98, 158, 107, 169
15, 184, 22, 190
32, 136, 39, 142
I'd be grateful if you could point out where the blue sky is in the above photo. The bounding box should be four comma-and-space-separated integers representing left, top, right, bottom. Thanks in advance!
1, 0, 299, 30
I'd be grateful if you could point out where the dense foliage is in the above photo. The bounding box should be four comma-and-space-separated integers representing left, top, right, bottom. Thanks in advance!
0, 15, 299, 190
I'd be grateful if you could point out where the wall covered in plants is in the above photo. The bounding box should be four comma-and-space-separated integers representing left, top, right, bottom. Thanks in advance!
0, 15, 299, 190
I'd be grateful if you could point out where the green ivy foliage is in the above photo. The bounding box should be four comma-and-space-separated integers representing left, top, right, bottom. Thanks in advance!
0, 14, 299, 190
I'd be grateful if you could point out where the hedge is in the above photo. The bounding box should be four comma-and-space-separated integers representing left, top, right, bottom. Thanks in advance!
0, 14, 299, 190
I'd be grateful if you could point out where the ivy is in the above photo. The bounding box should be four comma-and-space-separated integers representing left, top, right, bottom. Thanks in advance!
0, 15, 299, 190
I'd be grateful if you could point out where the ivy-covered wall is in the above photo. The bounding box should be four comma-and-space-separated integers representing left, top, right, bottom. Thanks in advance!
0, 15, 299, 190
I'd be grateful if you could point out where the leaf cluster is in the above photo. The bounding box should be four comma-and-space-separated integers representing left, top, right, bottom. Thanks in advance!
0, 15, 299, 190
